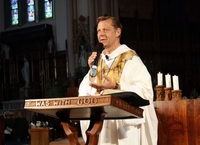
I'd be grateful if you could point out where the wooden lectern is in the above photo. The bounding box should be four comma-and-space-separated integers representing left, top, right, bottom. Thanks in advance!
25, 95, 144, 145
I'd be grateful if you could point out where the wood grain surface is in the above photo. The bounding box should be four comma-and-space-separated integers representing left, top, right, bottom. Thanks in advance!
154, 99, 200, 145
24, 95, 143, 119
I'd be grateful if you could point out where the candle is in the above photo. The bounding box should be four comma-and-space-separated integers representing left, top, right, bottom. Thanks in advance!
172, 75, 179, 90
157, 72, 163, 85
165, 73, 171, 88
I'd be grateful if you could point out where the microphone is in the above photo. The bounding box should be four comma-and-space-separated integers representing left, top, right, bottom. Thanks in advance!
91, 43, 103, 75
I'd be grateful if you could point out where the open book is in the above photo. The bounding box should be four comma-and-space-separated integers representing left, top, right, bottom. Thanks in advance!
101, 89, 150, 107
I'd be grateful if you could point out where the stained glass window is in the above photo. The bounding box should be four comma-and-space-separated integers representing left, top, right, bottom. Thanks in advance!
11, 0, 19, 25
27, 0, 35, 22
44, 0, 53, 19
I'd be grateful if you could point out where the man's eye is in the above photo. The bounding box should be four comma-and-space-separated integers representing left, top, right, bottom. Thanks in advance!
104, 29, 108, 32
97, 29, 108, 33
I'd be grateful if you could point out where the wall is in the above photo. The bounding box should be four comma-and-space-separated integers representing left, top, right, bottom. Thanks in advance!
0, 1, 70, 52
77, 0, 88, 17
55, 0, 67, 52
0, 0, 74, 74
0, 0, 4, 32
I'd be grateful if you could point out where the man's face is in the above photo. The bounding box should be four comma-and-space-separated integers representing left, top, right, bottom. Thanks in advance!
97, 19, 120, 49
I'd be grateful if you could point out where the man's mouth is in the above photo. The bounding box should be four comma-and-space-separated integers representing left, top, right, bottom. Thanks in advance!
100, 39, 106, 43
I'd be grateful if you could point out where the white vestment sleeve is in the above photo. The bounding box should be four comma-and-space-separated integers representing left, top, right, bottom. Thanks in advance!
120, 55, 158, 145
120, 56, 153, 100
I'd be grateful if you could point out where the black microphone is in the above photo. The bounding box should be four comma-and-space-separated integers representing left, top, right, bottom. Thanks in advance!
91, 43, 103, 75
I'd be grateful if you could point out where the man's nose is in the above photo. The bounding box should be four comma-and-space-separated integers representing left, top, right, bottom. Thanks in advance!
98, 30, 105, 35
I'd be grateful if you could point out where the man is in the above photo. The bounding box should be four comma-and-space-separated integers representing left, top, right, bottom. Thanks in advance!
79, 16, 158, 145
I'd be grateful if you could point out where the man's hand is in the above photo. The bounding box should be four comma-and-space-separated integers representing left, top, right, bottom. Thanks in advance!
88, 52, 97, 68
89, 74, 116, 90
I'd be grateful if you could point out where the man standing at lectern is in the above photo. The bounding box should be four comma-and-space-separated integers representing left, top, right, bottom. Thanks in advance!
78, 16, 158, 145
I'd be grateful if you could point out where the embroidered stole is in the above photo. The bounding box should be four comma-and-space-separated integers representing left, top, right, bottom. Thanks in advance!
96, 50, 137, 93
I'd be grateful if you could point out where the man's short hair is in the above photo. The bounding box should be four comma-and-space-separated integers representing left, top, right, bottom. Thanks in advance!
97, 16, 122, 33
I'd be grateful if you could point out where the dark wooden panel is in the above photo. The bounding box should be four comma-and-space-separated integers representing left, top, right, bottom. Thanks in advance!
154, 99, 200, 145
30, 128, 53, 145
0, 116, 5, 145
194, 100, 200, 145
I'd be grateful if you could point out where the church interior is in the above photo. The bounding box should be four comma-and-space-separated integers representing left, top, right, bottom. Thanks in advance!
0, 0, 200, 145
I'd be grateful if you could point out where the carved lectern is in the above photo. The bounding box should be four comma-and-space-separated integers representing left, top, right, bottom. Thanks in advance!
25, 95, 144, 145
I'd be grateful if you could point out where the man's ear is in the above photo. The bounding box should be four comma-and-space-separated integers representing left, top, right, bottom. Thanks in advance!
116, 28, 121, 38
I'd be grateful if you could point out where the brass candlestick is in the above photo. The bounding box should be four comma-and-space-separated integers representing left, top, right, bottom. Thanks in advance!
156, 85, 165, 101
164, 87, 173, 101
171, 90, 182, 101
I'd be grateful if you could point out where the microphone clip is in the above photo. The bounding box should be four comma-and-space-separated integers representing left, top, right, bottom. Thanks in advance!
105, 55, 109, 60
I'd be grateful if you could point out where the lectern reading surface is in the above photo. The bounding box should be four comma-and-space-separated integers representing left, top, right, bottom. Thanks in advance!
25, 95, 144, 145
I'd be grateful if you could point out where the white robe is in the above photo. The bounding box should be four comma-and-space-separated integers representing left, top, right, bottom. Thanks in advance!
78, 44, 158, 145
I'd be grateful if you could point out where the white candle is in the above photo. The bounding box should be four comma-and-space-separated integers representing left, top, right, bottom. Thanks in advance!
172, 75, 179, 90
165, 73, 171, 88
157, 72, 163, 85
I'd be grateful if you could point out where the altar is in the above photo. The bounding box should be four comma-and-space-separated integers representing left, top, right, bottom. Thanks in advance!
154, 99, 200, 145
24, 95, 144, 145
